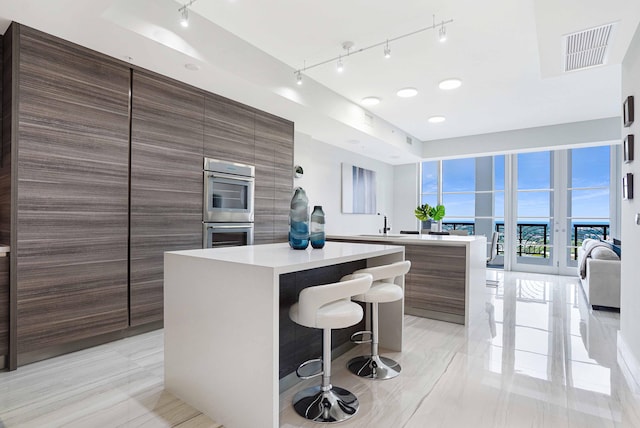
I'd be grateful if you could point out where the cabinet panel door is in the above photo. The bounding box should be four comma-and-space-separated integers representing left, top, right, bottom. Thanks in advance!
404, 245, 466, 316
15, 26, 130, 352
204, 93, 255, 165
255, 111, 294, 244
130, 71, 204, 326
0, 256, 8, 357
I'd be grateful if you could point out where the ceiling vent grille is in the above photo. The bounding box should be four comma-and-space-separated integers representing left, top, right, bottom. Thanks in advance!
564, 23, 614, 72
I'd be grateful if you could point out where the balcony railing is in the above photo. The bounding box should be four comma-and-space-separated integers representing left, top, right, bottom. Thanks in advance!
444, 221, 610, 261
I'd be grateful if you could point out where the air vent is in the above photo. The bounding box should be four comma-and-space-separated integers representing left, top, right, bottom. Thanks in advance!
406, 136, 413, 145
564, 23, 614, 72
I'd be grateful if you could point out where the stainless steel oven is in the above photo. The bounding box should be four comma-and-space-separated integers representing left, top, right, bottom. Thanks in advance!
203, 222, 254, 248
203, 158, 255, 223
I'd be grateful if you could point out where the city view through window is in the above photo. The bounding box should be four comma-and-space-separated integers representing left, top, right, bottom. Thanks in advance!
421, 146, 614, 268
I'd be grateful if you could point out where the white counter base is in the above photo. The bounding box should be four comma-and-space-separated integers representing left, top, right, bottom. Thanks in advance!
164, 242, 404, 428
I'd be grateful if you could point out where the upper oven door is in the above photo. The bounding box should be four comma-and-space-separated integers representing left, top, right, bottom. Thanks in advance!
204, 171, 255, 223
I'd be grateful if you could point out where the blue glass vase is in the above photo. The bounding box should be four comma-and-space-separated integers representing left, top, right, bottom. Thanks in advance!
310, 205, 325, 249
289, 187, 309, 249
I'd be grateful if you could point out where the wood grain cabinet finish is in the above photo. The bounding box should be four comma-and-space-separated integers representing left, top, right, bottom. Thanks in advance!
129, 71, 205, 327
255, 111, 294, 244
0, 256, 8, 357
14, 26, 130, 352
404, 244, 466, 317
204, 93, 255, 166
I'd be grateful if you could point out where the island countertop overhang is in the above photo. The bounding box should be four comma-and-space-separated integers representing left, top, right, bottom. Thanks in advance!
166, 241, 404, 275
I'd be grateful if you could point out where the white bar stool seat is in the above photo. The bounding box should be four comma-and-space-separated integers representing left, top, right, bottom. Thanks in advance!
348, 260, 411, 380
289, 272, 373, 423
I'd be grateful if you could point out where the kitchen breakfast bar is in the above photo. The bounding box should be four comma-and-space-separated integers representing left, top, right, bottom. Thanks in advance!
164, 242, 405, 428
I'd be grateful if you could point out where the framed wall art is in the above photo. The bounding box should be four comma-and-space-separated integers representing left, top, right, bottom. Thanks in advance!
341, 163, 377, 214
624, 134, 634, 163
623, 173, 634, 200
624, 95, 634, 127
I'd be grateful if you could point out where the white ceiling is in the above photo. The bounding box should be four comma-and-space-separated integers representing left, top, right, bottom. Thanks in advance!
0, 0, 639, 164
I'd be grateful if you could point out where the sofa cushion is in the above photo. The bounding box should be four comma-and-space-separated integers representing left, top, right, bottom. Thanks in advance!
599, 239, 621, 257
590, 246, 620, 260
582, 238, 599, 252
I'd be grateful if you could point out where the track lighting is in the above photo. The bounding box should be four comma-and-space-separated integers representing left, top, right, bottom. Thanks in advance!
296, 71, 303, 85
438, 25, 447, 43
293, 15, 452, 83
384, 40, 391, 59
178, 0, 198, 28
180, 8, 189, 27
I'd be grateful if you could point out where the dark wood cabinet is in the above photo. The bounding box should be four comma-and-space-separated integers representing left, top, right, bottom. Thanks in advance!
0, 255, 8, 358
204, 93, 255, 165
13, 25, 130, 353
0, 23, 295, 367
404, 244, 466, 319
129, 71, 205, 326
255, 111, 294, 244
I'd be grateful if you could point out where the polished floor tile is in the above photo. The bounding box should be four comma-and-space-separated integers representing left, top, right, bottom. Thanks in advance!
1, 271, 639, 427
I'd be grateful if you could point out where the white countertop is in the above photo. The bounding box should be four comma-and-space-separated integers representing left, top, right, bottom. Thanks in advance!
166, 241, 403, 274
328, 233, 485, 246
0, 245, 9, 255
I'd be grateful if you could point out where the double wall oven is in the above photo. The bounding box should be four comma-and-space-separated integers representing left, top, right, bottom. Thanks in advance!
203, 158, 255, 248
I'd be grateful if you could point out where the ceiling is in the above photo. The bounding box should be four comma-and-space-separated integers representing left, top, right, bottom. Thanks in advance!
0, 0, 639, 164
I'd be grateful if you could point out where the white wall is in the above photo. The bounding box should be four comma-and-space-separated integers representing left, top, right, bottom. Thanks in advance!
393, 163, 420, 233
619, 21, 640, 388
422, 117, 620, 160
293, 132, 394, 235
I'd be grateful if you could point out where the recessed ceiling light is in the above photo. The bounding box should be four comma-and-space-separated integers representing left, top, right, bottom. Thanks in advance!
439, 78, 462, 90
361, 97, 381, 106
185, 63, 200, 71
396, 87, 418, 98
347, 139, 360, 144
428, 116, 446, 123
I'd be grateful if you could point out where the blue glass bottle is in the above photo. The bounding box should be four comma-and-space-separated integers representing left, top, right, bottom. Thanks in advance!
289, 187, 309, 249
310, 206, 325, 249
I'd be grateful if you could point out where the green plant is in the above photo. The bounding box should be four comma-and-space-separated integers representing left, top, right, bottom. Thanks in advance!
414, 203, 446, 222
428, 204, 446, 222
414, 204, 431, 221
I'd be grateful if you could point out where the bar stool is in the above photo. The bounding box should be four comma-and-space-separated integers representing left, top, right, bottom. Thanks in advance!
289, 273, 373, 423
347, 260, 411, 380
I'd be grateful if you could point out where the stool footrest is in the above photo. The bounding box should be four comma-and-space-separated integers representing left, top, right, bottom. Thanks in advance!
296, 358, 324, 380
350, 330, 372, 344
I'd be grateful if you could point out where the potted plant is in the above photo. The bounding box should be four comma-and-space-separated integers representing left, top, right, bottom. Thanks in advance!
414, 203, 446, 232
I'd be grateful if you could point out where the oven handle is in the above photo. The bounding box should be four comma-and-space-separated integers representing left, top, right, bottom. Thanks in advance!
206, 171, 254, 182
206, 224, 253, 229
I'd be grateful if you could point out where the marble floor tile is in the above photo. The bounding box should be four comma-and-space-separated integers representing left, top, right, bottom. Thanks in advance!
1, 271, 640, 427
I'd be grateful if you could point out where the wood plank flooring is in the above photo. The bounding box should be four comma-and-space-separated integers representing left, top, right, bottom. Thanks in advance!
1, 272, 639, 427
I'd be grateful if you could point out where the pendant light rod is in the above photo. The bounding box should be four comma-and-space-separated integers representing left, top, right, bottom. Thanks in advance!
294, 16, 453, 75
178, 0, 199, 13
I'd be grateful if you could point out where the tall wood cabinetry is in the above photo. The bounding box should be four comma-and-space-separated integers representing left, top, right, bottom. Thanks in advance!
129, 71, 205, 327
0, 23, 294, 369
9, 25, 130, 359
255, 111, 294, 244
0, 255, 8, 360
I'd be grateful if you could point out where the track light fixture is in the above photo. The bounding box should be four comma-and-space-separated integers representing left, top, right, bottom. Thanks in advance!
178, 0, 199, 28
384, 40, 391, 59
296, 71, 303, 85
293, 15, 453, 84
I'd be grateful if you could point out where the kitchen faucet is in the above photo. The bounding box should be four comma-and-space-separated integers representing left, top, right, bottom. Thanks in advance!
378, 213, 390, 235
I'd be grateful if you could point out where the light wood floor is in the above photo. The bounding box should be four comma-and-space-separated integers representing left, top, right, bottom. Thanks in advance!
1, 271, 639, 427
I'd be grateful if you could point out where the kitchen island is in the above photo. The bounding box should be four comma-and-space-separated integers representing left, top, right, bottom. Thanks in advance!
164, 242, 405, 428
329, 233, 486, 325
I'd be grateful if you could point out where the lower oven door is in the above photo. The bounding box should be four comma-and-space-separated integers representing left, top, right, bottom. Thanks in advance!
203, 223, 254, 248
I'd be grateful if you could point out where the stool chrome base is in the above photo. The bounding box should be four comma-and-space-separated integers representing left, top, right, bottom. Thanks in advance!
292, 385, 359, 422
347, 354, 401, 380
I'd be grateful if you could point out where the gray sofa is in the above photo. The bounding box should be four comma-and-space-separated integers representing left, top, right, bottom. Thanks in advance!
577, 238, 620, 310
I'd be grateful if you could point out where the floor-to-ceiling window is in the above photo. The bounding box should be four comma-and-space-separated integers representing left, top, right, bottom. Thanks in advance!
420, 145, 616, 273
